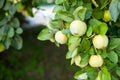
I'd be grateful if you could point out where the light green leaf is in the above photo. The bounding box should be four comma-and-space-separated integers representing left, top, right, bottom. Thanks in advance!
16, 27, 23, 34
37, 28, 51, 41
66, 48, 78, 59
107, 51, 118, 63
68, 36, 81, 51
99, 23, 108, 35
55, 12, 74, 23
55, 0, 65, 4
101, 67, 111, 80
109, 0, 120, 22
53, 5, 63, 13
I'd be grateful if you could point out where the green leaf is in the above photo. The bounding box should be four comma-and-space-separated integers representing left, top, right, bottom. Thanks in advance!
107, 51, 118, 63
0, 17, 8, 26
68, 36, 81, 51
111, 76, 119, 80
116, 67, 120, 76
86, 26, 92, 37
66, 48, 78, 59
11, 18, 20, 28
79, 38, 91, 52
53, 5, 63, 13
78, 7, 87, 20
11, 36, 23, 50
4, 38, 11, 49
89, 18, 102, 34
114, 46, 120, 57
73, 6, 87, 20
49, 20, 61, 30
16, 27, 23, 34
99, 23, 108, 35
101, 67, 111, 80
92, 8, 104, 19
80, 54, 90, 65
7, 27, 14, 38
55, 0, 65, 4
109, 38, 120, 49
87, 67, 98, 80
74, 68, 87, 79
109, 0, 120, 22
37, 28, 51, 41
0, 0, 5, 9
9, 4, 16, 15
4, 1, 11, 10
55, 12, 74, 23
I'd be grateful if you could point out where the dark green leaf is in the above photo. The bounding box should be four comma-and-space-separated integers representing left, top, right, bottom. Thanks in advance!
116, 67, 120, 76
11, 18, 20, 28
109, 38, 120, 49
109, 0, 120, 22
79, 38, 91, 52
0, 0, 5, 9
107, 51, 118, 63
11, 36, 23, 49
9, 4, 16, 15
7, 27, 14, 38
87, 67, 98, 80
3, 1, 11, 10
37, 28, 51, 41
92, 8, 104, 19
4, 38, 11, 49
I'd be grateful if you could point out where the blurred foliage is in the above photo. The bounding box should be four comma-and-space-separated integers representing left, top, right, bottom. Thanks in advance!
0, 0, 54, 51
0, 27, 78, 80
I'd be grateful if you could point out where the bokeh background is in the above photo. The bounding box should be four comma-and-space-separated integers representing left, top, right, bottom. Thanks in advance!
0, 0, 79, 80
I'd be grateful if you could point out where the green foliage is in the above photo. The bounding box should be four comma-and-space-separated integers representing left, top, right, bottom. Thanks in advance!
38, 0, 120, 79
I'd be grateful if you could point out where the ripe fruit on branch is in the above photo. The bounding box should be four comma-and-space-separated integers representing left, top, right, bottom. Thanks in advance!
55, 31, 67, 44
103, 10, 112, 22
89, 55, 103, 67
92, 35, 108, 49
70, 20, 87, 36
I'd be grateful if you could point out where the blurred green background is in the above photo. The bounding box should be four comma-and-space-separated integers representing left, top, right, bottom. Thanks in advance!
0, 26, 79, 80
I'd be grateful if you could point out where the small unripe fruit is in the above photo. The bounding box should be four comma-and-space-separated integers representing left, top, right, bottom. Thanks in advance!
70, 20, 87, 36
89, 55, 103, 67
0, 43, 5, 53
92, 35, 108, 49
55, 31, 67, 44
74, 55, 81, 66
103, 10, 112, 22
